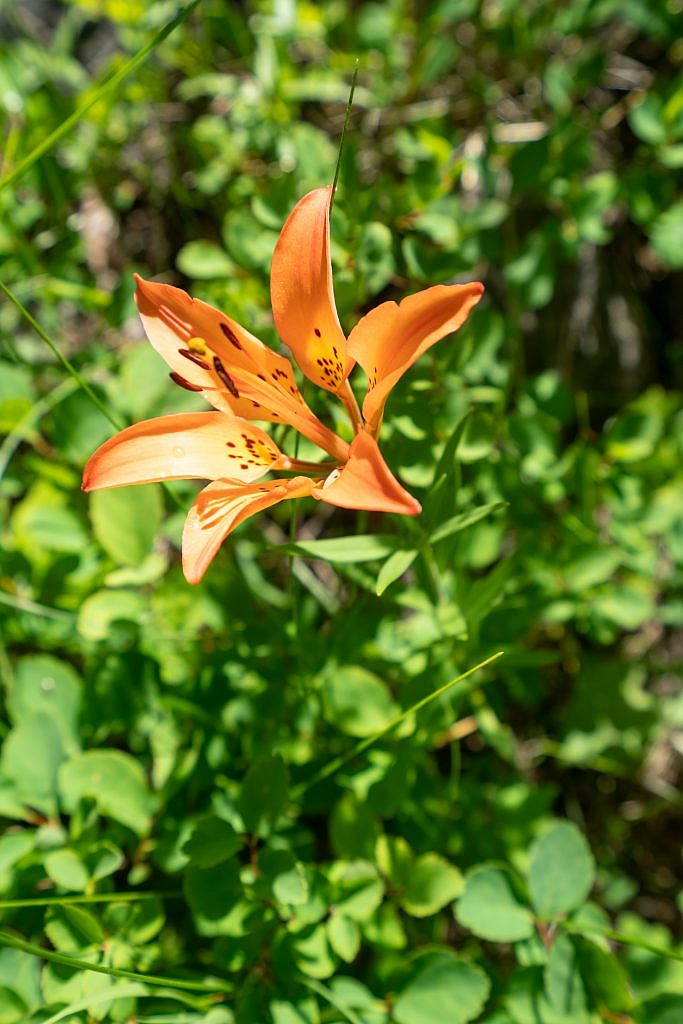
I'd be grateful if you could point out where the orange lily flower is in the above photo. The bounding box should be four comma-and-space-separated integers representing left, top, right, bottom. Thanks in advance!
83, 187, 483, 583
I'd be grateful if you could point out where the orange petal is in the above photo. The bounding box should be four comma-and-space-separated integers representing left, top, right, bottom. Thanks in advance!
312, 430, 420, 516
82, 412, 284, 491
225, 369, 349, 463
134, 275, 302, 422
347, 282, 484, 433
182, 476, 315, 583
270, 187, 353, 393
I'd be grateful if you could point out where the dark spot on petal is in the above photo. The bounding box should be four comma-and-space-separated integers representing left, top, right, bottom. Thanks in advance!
314, 327, 321, 337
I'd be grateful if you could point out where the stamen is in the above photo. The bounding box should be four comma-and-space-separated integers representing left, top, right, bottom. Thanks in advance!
213, 356, 240, 398
220, 322, 243, 349
169, 372, 203, 393
179, 348, 210, 370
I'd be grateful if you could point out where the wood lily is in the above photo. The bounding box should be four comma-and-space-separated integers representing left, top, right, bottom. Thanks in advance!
83, 187, 483, 583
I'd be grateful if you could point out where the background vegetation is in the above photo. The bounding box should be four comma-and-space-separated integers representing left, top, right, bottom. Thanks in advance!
0, 0, 681, 1021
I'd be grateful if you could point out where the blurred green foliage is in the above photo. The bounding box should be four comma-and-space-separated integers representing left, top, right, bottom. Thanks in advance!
0, 0, 682, 1021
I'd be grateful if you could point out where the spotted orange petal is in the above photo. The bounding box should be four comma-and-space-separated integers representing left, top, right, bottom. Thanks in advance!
347, 282, 484, 434
270, 187, 353, 394
183, 476, 315, 583
312, 430, 420, 516
134, 275, 302, 423
82, 412, 284, 491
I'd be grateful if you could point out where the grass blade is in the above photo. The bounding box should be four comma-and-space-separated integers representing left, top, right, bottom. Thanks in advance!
0, 929, 231, 994
0, 0, 203, 195
293, 650, 504, 796
0, 278, 121, 428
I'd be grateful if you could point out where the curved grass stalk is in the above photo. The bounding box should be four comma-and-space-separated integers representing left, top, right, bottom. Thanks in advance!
0, 929, 232, 994
0, 0, 203, 195
292, 650, 504, 797
0, 890, 181, 910
0, 278, 121, 429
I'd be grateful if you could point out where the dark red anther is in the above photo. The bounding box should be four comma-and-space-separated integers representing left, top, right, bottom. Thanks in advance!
220, 322, 243, 349
179, 348, 210, 370
170, 372, 203, 392
213, 356, 240, 398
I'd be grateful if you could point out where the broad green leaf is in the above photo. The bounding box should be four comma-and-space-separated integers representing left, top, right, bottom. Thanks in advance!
260, 848, 309, 906
182, 814, 242, 867
238, 754, 289, 835
651, 200, 683, 269
394, 951, 490, 1024
8, 655, 81, 751
176, 240, 235, 279
327, 913, 360, 962
574, 936, 634, 1014
455, 864, 535, 942
44, 848, 89, 892
544, 934, 590, 1022
528, 822, 595, 919
58, 750, 154, 835
0, 714, 64, 816
77, 590, 147, 641
321, 666, 397, 737
90, 485, 162, 566
400, 853, 464, 917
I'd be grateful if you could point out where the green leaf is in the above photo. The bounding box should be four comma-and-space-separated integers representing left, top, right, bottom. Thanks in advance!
322, 666, 397, 738
176, 240, 235, 279
528, 822, 595, 919
430, 502, 507, 544
281, 535, 399, 563
329, 860, 384, 922
0, 714, 64, 816
327, 913, 360, 963
77, 590, 147, 641
574, 936, 634, 1014
455, 864, 535, 942
90, 485, 162, 566
544, 934, 590, 1022
260, 848, 309, 906
238, 754, 289, 835
400, 853, 464, 917
182, 814, 242, 867
8, 655, 81, 751
651, 200, 683, 268
59, 750, 154, 835
44, 849, 89, 892
393, 951, 491, 1024
376, 548, 418, 595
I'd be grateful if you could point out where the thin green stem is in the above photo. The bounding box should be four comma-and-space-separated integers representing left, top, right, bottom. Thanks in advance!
0, 929, 231, 994
293, 651, 504, 797
563, 922, 683, 964
0, 278, 121, 429
0, 0, 203, 195
0, 591, 74, 621
0, 890, 182, 910
299, 977, 366, 1024
329, 61, 359, 214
